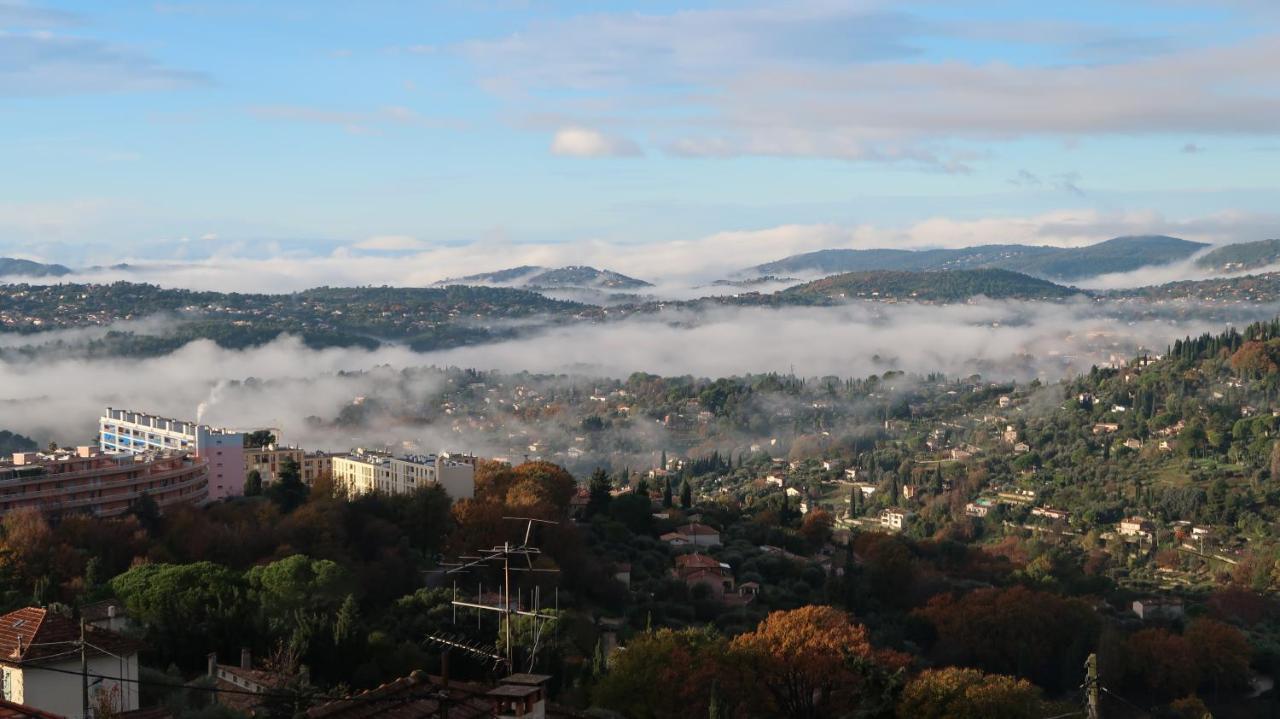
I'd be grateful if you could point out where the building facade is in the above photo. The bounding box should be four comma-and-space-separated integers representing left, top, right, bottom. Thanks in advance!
0, 607, 141, 719
332, 449, 475, 500
0, 447, 208, 518
99, 408, 250, 501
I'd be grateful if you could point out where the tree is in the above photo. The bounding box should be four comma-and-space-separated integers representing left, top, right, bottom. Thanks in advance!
244, 469, 263, 497
110, 562, 253, 668
897, 667, 1047, 719
1185, 618, 1251, 694
587, 468, 613, 517
680, 479, 692, 509
662, 478, 673, 508
592, 627, 728, 719
266, 458, 307, 513
1124, 628, 1198, 698
127, 492, 162, 535
729, 606, 908, 719
800, 509, 834, 548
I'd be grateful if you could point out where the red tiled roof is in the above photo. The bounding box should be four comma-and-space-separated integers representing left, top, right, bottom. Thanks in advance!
0, 699, 65, 719
0, 608, 142, 665
305, 672, 491, 719
676, 523, 717, 536
674, 554, 720, 570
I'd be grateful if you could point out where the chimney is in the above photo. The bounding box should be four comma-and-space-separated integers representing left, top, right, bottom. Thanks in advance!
240, 648, 251, 670
207, 652, 217, 677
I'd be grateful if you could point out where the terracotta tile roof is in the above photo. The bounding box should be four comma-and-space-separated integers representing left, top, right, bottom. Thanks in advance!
305, 673, 587, 719
305, 672, 491, 719
674, 554, 721, 570
0, 608, 142, 665
0, 699, 65, 719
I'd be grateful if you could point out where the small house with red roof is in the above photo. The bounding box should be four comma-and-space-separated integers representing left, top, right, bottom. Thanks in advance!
0, 607, 142, 719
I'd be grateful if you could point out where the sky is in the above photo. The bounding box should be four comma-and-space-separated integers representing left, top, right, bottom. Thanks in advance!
2, 0, 1279, 280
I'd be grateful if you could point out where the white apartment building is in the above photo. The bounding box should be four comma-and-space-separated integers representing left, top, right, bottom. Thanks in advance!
332, 449, 475, 501
99, 407, 251, 501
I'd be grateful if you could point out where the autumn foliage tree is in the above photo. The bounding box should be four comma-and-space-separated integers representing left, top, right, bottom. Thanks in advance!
897, 667, 1047, 719
591, 627, 728, 719
1185, 618, 1251, 693
1123, 628, 1199, 699
728, 605, 909, 719
914, 586, 1098, 691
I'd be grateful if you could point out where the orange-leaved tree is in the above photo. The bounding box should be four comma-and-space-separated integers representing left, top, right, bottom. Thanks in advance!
897, 667, 1047, 719
729, 605, 909, 719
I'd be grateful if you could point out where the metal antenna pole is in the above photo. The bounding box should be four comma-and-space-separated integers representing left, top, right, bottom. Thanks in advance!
80, 619, 89, 719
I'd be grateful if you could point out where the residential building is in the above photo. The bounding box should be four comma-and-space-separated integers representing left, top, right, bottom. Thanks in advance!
207, 650, 287, 716
1031, 507, 1071, 522
964, 502, 990, 518
0, 447, 207, 518
0, 607, 141, 719
673, 554, 734, 600
305, 672, 577, 719
880, 509, 913, 531
666, 523, 720, 547
301, 452, 333, 485
332, 449, 475, 501
99, 408, 257, 501
1119, 516, 1154, 538
1132, 598, 1185, 621
244, 445, 304, 484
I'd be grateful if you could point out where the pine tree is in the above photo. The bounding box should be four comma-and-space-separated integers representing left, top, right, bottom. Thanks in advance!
662, 478, 673, 508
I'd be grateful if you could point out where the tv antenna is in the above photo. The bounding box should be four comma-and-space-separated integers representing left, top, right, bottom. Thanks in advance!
428, 517, 561, 673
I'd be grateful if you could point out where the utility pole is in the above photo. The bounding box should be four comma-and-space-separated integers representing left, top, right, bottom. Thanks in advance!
1085, 652, 1100, 719
80, 618, 89, 719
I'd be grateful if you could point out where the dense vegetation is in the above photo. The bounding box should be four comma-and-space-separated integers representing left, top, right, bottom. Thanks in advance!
1196, 239, 1280, 272
749, 235, 1207, 281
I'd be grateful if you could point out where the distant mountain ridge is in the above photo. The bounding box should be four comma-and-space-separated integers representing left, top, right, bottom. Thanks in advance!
0, 257, 71, 278
779, 268, 1080, 303
1194, 239, 1280, 272
440, 265, 652, 290
747, 235, 1208, 282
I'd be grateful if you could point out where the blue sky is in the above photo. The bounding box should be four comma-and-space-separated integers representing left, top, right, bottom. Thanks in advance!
2, 0, 1279, 277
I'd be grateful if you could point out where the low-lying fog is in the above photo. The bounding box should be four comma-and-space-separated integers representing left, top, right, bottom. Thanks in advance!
0, 300, 1236, 448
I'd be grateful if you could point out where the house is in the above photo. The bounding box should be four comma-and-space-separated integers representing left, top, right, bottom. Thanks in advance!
1132, 598, 1185, 622
949, 448, 973, 461
880, 509, 913, 531
901, 484, 918, 500
964, 502, 990, 518
668, 523, 720, 547
844, 468, 859, 480
1002, 425, 1019, 443
1092, 423, 1120, 435
764, 475, 785, 487
80, 600, 129, 634
1123, 438, 1143, 450
1119, 516, 1154, 538
1031, 507, 1070, 522
0, 607, 142, 719
673, 554, 734, 600
784, 487, 802, 498
998, 396, 1011, 408
304, 671, 581, 719
851, 482, 877, 497
208, 650, 289, 716
1013, 442, 1030, 454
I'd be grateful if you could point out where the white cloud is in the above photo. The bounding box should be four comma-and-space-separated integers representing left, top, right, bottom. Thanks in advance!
21, 208, 1277, 293
463, 3, 1280, 166
550, 126, 642, 157
353, 234, 426, 251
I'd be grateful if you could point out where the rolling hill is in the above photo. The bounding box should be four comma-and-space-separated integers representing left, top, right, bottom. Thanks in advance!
1194, 239, 1280, 273
0, 257, 72, 278
747, 235, 1207, 282
441, 265, 652, 290
778, 269, 1082, 303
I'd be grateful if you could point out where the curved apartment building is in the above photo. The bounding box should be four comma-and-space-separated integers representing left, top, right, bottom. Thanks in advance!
0, 446, 209, 518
